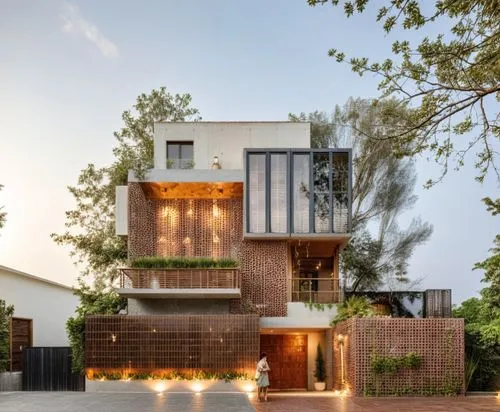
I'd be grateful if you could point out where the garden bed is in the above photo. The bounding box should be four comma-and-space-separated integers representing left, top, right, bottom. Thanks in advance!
85, 378, 256, 393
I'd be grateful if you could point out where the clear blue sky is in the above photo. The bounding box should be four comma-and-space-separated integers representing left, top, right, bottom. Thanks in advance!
0, 0, 498, 304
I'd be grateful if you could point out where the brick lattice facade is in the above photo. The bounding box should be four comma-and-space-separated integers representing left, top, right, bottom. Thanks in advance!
128, 183, 289, 317
333, 318, 465, 396
85, 315, 259, 376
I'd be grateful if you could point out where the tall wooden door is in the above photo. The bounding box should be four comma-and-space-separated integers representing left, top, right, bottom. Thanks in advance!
260, 334, 307, 390
10, 317, 32, 371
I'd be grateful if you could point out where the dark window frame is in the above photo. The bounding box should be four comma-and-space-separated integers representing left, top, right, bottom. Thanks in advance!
244, 148, 352, 235
166, 141, 194, 169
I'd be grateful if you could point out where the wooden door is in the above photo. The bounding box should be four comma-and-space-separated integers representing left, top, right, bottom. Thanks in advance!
10, 318, 32, 371
260, 334, 308, 390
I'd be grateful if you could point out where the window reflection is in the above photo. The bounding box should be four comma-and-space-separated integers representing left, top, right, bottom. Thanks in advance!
313, 153, 330, 233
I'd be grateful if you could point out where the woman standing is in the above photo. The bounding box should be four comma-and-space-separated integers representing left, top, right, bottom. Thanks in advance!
255, 352, 270, 402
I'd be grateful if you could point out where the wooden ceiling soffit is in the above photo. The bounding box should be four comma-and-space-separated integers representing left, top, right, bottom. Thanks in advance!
140, 182, 243, 199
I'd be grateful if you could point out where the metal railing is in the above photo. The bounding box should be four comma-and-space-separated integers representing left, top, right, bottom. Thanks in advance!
119, 268, 240, 290
291, 277, 342, 303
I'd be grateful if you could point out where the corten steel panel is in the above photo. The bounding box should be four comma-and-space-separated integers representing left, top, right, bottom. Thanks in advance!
85, 315, 259, 376
332, 318, 465, 396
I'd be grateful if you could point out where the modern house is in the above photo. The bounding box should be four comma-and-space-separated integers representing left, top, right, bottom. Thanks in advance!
0, 265, 79, 371
86, 122, 352, 391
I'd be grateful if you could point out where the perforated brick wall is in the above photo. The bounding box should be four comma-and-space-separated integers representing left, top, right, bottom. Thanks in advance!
128, 183, 290, 317
85, 315, 259, 376
332, 318, 465, 396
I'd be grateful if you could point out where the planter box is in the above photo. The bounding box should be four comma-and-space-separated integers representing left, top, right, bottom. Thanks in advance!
0, 372, 22, 391
85, 378, 256, 393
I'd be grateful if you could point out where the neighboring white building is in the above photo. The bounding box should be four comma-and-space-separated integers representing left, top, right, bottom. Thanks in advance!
0, 265, 78, 347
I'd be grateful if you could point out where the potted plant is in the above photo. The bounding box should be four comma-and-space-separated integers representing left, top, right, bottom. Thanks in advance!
313, 343, 326, 391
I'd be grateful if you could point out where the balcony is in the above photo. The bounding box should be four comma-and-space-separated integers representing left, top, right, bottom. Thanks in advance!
291, 277, 342, 304
117, 268, 241, 299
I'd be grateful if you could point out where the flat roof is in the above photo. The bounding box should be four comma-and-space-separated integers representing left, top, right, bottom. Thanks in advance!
0, 264, 73, 291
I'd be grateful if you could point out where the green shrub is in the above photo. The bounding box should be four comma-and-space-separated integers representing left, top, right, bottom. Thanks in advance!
314, 343, 326, 382
130, 256, 239, 269
67, 284, 126, 373
0, 299, 14, 372
370, 352, 422, 375
331, 296, 374, 326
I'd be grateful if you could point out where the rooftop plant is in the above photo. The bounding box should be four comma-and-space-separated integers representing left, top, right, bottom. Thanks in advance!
130, 256, 239, 269
330, 296, 374, 326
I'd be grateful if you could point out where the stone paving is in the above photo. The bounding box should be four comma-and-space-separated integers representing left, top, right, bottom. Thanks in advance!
251, 394, 500, 412
0, 392, 498, 412
0, 392, 254, 412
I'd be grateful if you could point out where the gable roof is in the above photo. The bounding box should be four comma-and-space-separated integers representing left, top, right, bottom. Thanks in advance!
0, 265, 73, 291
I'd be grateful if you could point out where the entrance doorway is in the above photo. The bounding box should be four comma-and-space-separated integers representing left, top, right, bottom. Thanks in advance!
10, 317, 32, 371
260, 334, 307, 390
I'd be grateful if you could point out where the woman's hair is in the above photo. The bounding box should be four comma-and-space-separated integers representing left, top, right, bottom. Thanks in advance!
260, 352, 267, 360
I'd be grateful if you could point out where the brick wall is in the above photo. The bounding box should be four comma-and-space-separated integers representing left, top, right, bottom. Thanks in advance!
333, 318, 465, 396
127, 183, 289, 317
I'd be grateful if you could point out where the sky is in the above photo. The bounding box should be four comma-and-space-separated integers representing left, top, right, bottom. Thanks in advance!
0, 0, 498, 305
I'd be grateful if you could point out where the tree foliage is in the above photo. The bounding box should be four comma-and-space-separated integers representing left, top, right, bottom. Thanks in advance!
0, 299, 14, 373
66, 283, 126, 373
51, 87, 200, 287
0, 184, 6, 232
453, 197, 500, 390
290, 98, 432, 291
308, 0, 500, 186
331, 295, 374, 325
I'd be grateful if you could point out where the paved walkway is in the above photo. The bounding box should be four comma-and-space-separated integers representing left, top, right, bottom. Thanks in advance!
251, 394, 499, 412
0, 392, 254, 412
1, 392, 498, 411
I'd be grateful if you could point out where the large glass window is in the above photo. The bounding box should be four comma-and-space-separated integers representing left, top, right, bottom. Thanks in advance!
248, 154, 266, 233
270, 154, 287, 233
246, 149, 350, 235
332, 153, 349, 232
313, 153, 330, 233
167, 141, 194, 169
292, 154, 310, 233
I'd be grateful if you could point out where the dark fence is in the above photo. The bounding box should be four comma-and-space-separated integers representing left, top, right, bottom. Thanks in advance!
22, 347, 85, 391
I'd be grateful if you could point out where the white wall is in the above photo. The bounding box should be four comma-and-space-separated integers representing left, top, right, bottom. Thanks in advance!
154, 122, 311, 170
0, 266, 78, 346
115, 186, 128, 235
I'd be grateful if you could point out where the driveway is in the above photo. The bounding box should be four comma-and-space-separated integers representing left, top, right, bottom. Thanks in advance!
0, 392, 254, 412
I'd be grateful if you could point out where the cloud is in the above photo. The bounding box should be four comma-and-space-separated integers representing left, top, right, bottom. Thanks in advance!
60, 2, 119, 58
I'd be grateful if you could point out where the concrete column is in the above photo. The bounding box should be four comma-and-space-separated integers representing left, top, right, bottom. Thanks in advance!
326, 329, 333, 390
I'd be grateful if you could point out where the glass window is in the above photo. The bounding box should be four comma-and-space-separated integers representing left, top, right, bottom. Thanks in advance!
292, 154, 310, 233
332, 153, 349, 233
313, 153, 330, 233
270, 154, 288, 233
248, 154, 266, 233
167, 142, 194, 169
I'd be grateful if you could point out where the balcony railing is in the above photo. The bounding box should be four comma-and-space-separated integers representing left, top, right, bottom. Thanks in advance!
291, 277, 342, 304
119, 268, 240, 290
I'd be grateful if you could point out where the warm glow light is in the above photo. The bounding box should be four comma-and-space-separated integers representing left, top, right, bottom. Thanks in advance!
195, 392, 202, 397
333, 390, 340, 396
337, 334, 344, 343
111, 334, 117, 343
154, 382, 167, 393
183, 237, 192, 245
192, 382, 203, 393
243, 383, 255, 393
247, 393, 255, 399
99, 377, 106, 382
213, 234, 220, 244
187, 209, 193, 217
213, 206, 219, 218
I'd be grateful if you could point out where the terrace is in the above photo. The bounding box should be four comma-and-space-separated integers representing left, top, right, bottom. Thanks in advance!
116, 257, 241, 299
